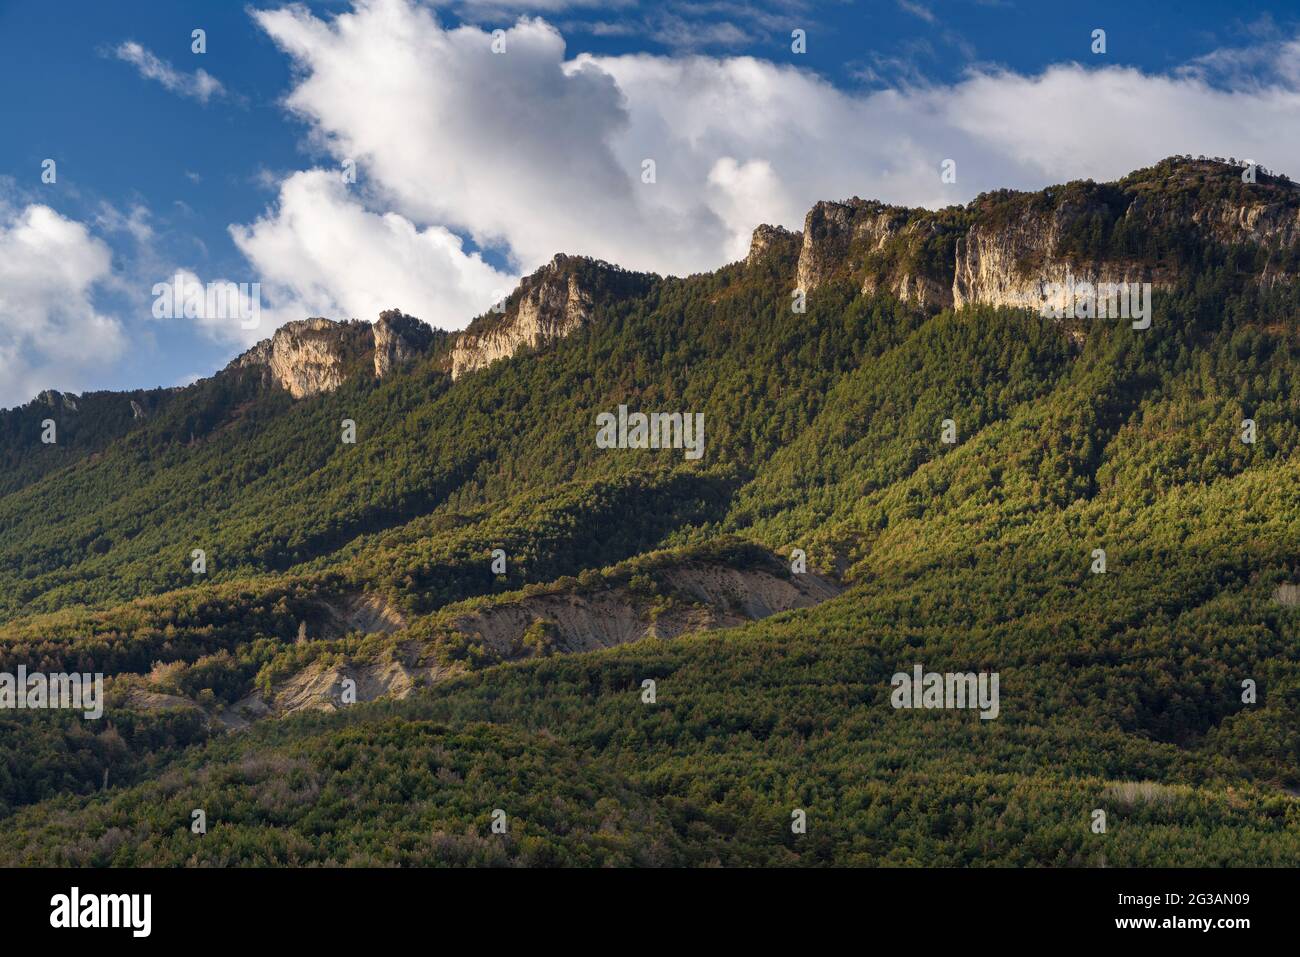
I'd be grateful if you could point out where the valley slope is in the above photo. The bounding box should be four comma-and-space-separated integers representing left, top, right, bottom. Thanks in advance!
2, 156, 1300, 865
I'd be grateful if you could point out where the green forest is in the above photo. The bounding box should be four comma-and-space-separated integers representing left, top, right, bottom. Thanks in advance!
1, 157, 1299, 865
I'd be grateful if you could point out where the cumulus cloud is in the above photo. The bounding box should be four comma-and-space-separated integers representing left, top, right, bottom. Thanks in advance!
243, 0, 1300, 314
251, 2, 730, 278
223, 169, 516, 345
0, 205, 123, 408
114, 41, 225, 103
587, 51, 1300, 232
145, 268, 264, 349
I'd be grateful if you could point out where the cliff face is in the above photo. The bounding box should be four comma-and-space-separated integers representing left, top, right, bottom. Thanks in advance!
790, 192, 1150, 313
225, 256, 661, 396
373, 310, 436, 378
449, 253, 657, 380
230, 253, 660, 394
228, 255, 662, 395
746, 224, 801, 266
796, 200, 885, 292
234, 318, 368, 399
785, 157, 1300, 316
38, 390, 79, 413
793, 199, 959, 309
950, 204, 1160, 312
233, 312, 437, 399
450, 255, 591, 380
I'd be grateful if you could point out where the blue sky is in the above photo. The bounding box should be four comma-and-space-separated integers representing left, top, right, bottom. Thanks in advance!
2, 0, 1299, 407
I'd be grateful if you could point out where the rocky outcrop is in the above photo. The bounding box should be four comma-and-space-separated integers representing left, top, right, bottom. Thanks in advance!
227, 255, 655, 395
947, 177, 1300, 310
231, 158, 1300, 399
795, 199, 956, 308
38, 390, 78, 413
373, 309, 436, 378
450, 560, 843, 659
792, 158, 1300, 317
232, 312, 437, 399
219, 643, 456, 726
951, 212, 1161, 312
234, 317, 370, 399
450, 254, 592, 380
449, 254, 656, 380
257, 649, 451, 717
746, 224, 801, 266
796, 200, 867, 292
319, 592, 408, 638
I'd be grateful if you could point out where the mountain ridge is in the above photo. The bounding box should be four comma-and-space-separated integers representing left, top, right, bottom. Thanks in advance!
203, 153, 1300, 400
9, 154, 1297, 414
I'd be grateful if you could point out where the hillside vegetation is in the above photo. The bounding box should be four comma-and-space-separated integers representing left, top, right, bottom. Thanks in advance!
2, 157, 1300, 865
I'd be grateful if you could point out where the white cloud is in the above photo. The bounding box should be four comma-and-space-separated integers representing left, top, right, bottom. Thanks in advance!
1179, 33, 1300, 89
897, 0, 936, 24
146, 268, 263, 348
0, 205, 123, 408
225, 169, 516, 345
450, 0, 635, 10
94, 202, 153, 244
707, 157, 799, 262
114, 41, 225, 103
251, 2, 730, 279
14, 1, 1300, 402
937, 63, 1300, 186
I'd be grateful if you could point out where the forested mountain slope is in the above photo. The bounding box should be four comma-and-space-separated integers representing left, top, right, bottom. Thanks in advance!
2, 156, 1299, 865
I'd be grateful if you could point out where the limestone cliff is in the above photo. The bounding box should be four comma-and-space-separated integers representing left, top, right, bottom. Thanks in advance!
233, 318, 371, 399
373, 309, 436, 378
746, 223, 801, 266
950, 203, 1161, 312
231, 312, 438, 399
784, 157, 1299, 316
233, 255, 657, 393
795, 199, 879, 292
230, 157, 1300, 400
793, 198, 959, 309
38, 390, 79, 413
448, 253, 658, 380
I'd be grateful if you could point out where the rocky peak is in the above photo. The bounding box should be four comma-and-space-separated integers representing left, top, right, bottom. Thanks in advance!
449, 253, 657, 380
795, 198, 956, 308
795, 200, 863, 293
233, 318, 366, 399
38, 389, 78, 413
229, 310, 440, 399
746, 224, 801, 266
38, 390, 70, 410
373, 309, 437, 378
